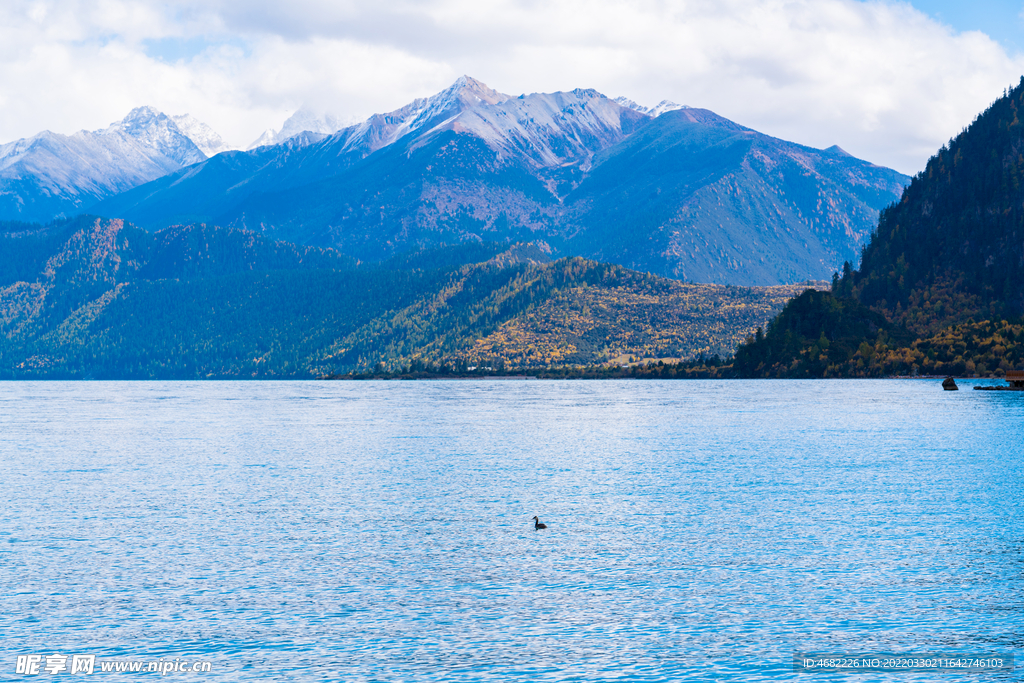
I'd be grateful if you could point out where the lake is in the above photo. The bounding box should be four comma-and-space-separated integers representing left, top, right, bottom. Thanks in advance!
1, 380, 1021, 681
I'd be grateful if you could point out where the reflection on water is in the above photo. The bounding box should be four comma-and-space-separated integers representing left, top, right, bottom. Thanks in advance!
1, 380, 1021, 681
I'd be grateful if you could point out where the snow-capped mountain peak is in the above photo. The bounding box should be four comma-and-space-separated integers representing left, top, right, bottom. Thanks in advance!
422, 87, 649, 168
420, 75, 509, 117
649, 100, 687, 116
172, 114, 234, 157
104, 106, 164, 135
293, 78, 651, 170
613, 96, 644, 111
0, 106, 230, 222
320, 76, 513, 157
97, 106, 206, 167
614, 96, 687, 117
365, 76, 510, 147
248, 106, 353, 150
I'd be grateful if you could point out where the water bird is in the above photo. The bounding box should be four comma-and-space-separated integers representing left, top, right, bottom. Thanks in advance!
532, 516, 548, 530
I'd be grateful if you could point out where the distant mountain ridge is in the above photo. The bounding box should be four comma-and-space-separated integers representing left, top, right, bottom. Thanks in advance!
0, 107, 227, 223
91, 76, 908, 285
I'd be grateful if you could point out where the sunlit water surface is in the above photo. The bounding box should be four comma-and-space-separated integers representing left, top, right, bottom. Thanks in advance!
1, 380, 1021, 681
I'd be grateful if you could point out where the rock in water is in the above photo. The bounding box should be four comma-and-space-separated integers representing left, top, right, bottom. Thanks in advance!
942, 376, 959, 391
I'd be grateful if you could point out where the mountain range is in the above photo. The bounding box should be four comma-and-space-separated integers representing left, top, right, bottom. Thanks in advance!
4, 74, 1020, 379
1, 77, 909, 286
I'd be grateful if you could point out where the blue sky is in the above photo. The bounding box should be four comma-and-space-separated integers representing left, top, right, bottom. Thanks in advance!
911, 0, 1023, 52
1, 0, 1023, 175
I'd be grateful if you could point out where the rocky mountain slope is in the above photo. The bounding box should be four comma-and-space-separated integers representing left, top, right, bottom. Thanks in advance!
560, 108, 906, 283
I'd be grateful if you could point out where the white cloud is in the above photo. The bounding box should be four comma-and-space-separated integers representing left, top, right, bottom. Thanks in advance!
0, 0, 1021, 173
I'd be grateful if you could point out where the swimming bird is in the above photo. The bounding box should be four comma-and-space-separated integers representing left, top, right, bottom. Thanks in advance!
532, 516, 548, 530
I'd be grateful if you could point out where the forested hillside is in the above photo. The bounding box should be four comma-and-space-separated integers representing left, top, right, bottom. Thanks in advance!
732, 78, 1024, 378
0, 217, 813, 378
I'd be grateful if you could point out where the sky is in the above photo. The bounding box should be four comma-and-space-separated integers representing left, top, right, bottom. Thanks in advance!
1, 0, 1023, 175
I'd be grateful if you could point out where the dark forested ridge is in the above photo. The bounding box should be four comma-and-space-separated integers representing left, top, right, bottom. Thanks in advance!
732, 78, 1024, 378
0, 217, 437, 378
0, 216, 815, 378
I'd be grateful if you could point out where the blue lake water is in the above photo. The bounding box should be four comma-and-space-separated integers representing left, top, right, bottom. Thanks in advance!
1, 379, 1021, 681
